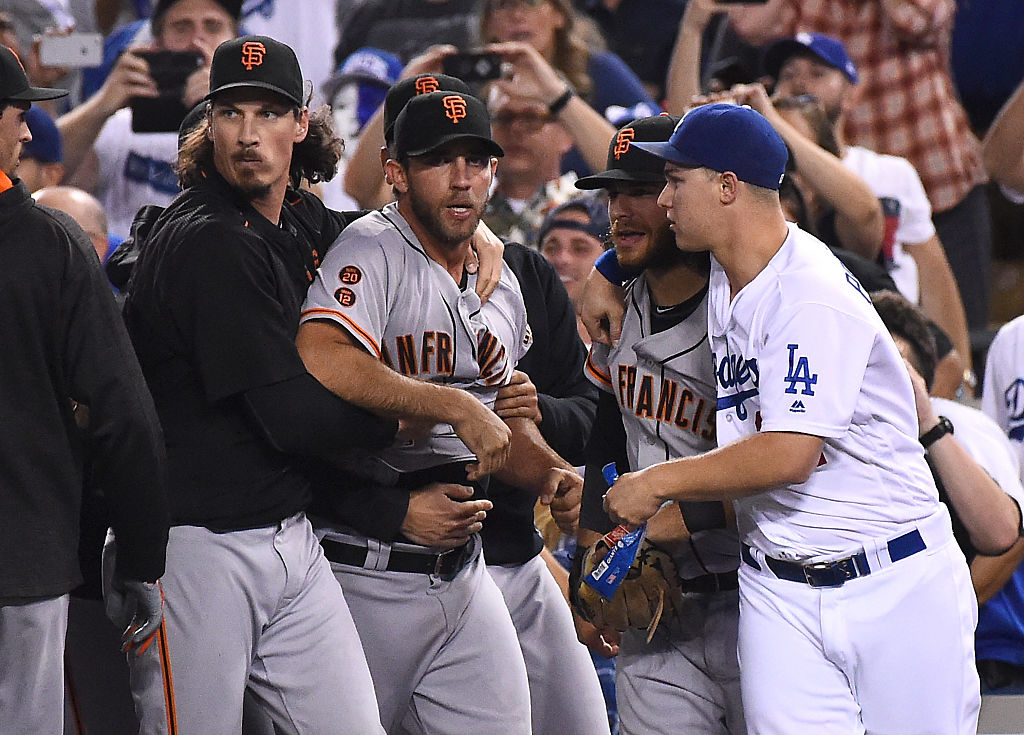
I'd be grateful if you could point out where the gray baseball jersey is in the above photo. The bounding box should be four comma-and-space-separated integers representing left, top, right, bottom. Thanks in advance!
301, 203, 534, 734
302, 202, 531, 473
584, 274, 744, 735
585, 276, 738, 577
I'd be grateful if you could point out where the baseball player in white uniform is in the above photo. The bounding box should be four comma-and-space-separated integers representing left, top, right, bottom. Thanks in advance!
573, 114, 745, 735
297, 90, 578, 734
603, 103, 979, 734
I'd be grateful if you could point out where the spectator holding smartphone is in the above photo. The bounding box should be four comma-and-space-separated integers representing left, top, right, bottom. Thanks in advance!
56, 0, 240, 239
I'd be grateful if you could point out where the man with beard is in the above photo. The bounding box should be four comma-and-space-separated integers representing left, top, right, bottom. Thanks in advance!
297, 90, 582, 734
571, 114, 745, 734
121, 36, 403, 734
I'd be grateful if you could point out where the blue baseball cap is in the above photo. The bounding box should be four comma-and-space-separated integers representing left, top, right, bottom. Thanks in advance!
763, 32, 858, 84
23, 105, 62, 163
631, 103, 787, 191
323, 47, 402, 101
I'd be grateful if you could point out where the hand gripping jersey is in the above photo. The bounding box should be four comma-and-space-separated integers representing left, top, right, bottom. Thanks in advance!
585, 275, 737, 578
709, 223, 940, 560
301, 203, 531, 472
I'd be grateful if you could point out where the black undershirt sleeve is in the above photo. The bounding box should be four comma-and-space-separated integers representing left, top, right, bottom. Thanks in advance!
580, 391, 630, 535
243, 373, 397, 459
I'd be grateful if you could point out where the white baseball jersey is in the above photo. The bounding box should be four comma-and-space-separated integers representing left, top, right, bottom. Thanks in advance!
585, 276, 738, 578
301, 203, 531, 472
932, 396, 1024, 511
982, 315, 1024, 479
843, 145, 935, 304
709, 223, 939, 560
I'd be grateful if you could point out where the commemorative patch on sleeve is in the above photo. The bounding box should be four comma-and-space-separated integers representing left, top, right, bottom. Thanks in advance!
334, 287, 356, 307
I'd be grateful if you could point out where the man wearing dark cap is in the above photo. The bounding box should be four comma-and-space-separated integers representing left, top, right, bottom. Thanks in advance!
570, 113, 745, 735
121, 35, 399, 734
603, 103, 980, 733
57, 0, 241, 239
0, 46, 170, 735
297, 89, 583, 734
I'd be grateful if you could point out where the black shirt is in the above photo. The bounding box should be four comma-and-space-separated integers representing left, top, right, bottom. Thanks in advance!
0, 179, 168, 597
125, 171, 393, 530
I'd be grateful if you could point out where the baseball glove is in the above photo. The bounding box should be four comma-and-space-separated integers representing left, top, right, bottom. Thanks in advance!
571, 536, 684, 642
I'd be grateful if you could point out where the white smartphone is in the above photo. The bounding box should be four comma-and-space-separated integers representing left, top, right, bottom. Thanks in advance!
38, 32, 103, 68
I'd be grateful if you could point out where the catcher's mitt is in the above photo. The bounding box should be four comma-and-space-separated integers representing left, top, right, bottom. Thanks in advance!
571, 536, 684, 642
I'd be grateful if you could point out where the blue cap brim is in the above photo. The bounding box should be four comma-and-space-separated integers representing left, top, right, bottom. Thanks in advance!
630, 140, 700, 167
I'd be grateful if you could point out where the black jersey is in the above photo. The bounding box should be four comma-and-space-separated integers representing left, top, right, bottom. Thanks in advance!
124, 171, 393, 530
0, 179, 168, 598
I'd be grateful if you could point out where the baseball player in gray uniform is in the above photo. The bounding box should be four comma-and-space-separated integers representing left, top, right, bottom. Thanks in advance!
574, 114, 745, 735
297, 90, 580, 734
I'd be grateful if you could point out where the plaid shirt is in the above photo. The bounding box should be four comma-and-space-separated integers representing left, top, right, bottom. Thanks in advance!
744, 0, 987, 213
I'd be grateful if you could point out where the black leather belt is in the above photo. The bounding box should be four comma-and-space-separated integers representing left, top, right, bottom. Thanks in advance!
679, 570, 738, 594
321, 538, 471, 581
741, 528, 926, 588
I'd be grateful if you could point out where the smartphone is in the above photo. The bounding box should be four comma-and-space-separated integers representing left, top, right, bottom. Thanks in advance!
38, 32, 102, 68
130, 50, 204, 134
442, 52, 504, 84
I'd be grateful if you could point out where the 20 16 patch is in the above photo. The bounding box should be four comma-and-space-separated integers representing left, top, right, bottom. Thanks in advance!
339, 265, 362, 285
335, 287, 357, 307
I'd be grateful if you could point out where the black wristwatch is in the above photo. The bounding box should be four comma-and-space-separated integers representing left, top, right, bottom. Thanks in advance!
920, 416, 954, 449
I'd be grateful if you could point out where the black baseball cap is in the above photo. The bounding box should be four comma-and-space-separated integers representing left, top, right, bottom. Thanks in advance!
575, 114, 679, 190
0, 46, 67, 102
207, 36, 304, 107
393, 91, 503, 159
383, 73, 473, 145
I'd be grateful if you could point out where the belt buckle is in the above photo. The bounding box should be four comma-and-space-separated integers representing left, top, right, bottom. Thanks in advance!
803, 561, 839, 588
434, 547, 455, 577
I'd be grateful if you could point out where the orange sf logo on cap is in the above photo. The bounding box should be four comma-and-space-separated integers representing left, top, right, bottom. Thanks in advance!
241, 41, 266, 71
415, 76, 439, 95
442, 95, 467, 124
613, 128, 635, 160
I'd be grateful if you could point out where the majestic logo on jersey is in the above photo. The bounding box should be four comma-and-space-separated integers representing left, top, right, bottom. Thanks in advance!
715, 353, 759, 420
415, 76, 440, 95
339, 265, 362, 285
241, 41, 266, 70
442, 94, 467, 123
845, 271, 870, 303
615, 365, 715, 441
383, 331, 455, 377
1004, 378, 1024, 441
334, 287, 356, 307
476, 326, 509, 386
783, 344, 817, 396
790, 399, 806, 413
613, 129, 635, 159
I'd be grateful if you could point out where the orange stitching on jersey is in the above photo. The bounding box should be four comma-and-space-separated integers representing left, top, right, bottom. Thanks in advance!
585, 353, 612, 387
300, 308, 382, 359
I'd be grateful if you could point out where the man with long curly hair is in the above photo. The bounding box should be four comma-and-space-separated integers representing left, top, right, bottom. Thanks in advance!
120, 35, 397, 734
